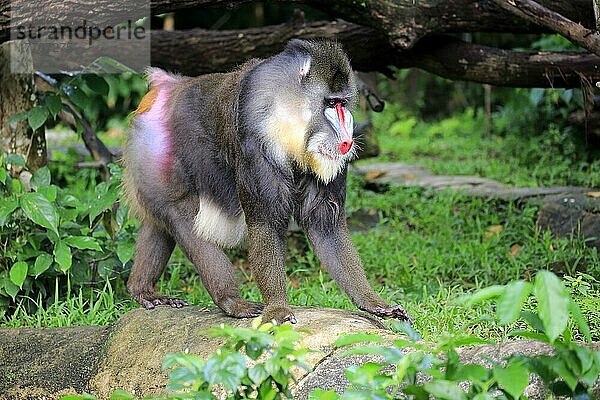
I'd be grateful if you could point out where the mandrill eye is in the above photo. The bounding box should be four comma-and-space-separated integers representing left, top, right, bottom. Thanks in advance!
325, 98, 337, 107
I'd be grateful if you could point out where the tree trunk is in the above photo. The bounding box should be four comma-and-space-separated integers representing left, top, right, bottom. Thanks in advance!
0, 40, 46, 173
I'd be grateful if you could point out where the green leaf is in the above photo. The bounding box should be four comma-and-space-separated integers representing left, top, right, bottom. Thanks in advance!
258, 379, 278, 400
497, 281, 532, 325
448, 363, 489, 382
530, 88, 545, 106
462, 285, 505, 306
108, 389, 135, 400
0, 167, 6, 184
4, 154, 26, 167
344, 363, 388, 387
309, 389, 340, 400
520, 310, 546, 333
20, 192, 59, 234
471, 394, 495, 400
45, 94, 63, 117
28, 106, 48, 131
0, 198, 18, 225
546, 357, 579, 391
31, 166, 51, 189
64, 236, 102, 252
88, 183, 120, 224
116, 240, 134, 265
203, 351, 246, 392
423, 380, 467, 400
248, 364, 269, 386
568, 299, 591, 342
4, 111, 29, 125
343, 345, 404, 364
508, 330, 550, 343
60, 194, 80, 208
9, 261, 28, 288
535, 270, 569, 343
335, 332, 385, 347
31, 253, 53, 277
84, 74, 110, 96
573, 346, 594, 375
403, 384, 429, 400
4, 278, 19, 300
493, 363, 529, 399
67, 86, 89, 110
54, 240, 72, 272
37, 185, 58, 203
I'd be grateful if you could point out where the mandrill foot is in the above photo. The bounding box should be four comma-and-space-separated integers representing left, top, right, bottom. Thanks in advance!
263, 305, 297, 325
362, 304, 412, 324
221, 298, 264, 318
134, 293, 189, 309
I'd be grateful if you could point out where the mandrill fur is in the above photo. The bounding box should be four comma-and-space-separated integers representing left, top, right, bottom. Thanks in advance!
122, 39, 411, 324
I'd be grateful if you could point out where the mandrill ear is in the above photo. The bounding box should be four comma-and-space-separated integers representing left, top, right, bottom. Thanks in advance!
285, 39, 312, 82
299, 57, 311, 80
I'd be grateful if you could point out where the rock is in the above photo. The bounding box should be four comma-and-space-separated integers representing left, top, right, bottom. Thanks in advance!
0, 307, 387, 399
0, 325, 110, 399
1, 307, 598, 399
536, 192, 600, 250
90, 306, 387, 399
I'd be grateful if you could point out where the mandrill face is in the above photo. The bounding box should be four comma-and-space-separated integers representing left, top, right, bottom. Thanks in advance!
240, 40, 359, 184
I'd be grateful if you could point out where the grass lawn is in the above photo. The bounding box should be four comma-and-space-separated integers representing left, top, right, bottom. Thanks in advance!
4, 106, 599, 344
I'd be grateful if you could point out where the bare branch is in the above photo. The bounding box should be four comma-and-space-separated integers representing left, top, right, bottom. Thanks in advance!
492, 0, 600, 56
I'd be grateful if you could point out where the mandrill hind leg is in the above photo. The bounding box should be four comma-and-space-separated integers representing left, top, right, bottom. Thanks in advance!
167, 202, 263, 318
128, 222, 189, 309
182, 240, 263, 318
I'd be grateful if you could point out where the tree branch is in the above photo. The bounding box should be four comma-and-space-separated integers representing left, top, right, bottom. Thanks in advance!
148, 0, 595, 48
492, 0, 600, 56
1, 0, 595, 47
403, 35, 600, 88
151, 23, 600, 88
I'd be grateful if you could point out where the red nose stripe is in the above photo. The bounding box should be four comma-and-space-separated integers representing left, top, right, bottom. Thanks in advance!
335, 103, 352, 142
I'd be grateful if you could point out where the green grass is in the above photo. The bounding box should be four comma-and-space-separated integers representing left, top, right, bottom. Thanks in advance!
4, 104, 599, 343
2, 282, 136, 328
371, 105, 600, 187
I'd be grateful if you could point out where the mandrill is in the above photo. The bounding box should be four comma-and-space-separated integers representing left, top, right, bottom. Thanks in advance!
122, 39, 411, 324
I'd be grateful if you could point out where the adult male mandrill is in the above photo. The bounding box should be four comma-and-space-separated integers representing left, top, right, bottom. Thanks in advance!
123, 39, 411, 324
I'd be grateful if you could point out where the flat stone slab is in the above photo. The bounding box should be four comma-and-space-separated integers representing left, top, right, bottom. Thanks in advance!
353, 162, 594, 201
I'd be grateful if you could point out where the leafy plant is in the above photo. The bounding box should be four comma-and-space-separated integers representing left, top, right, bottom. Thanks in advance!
5, 58, 147, 134
310, 270, 599, 400
162, 319, 311, 399
0, 156, 136, 320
